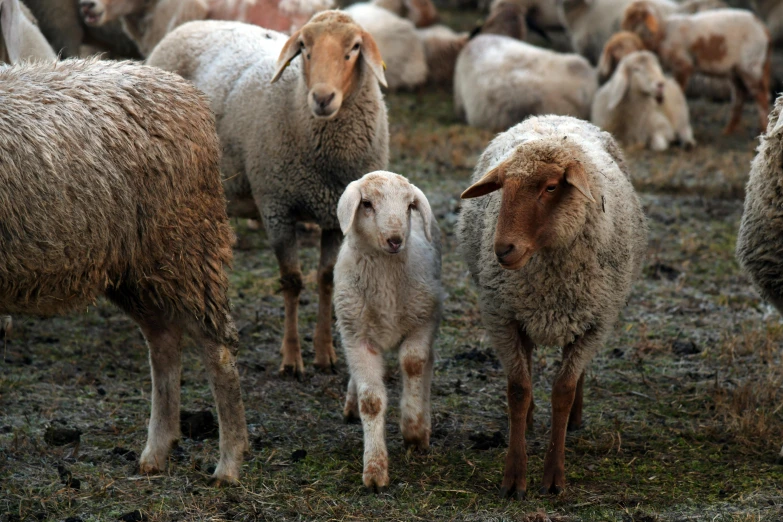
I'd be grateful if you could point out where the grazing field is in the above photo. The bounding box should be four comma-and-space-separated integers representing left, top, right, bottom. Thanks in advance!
3, 59, 783, 522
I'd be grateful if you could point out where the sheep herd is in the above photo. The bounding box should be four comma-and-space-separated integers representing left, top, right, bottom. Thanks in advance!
1, 0, 783, 503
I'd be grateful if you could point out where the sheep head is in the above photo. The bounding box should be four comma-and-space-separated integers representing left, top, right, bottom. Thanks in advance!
338, 171, 433, 255
461, 142, 596, 271
404, 0, 439, 28
79, 0, 146, 25
621, 1, 664, 51
608, 51, 665, 110
597, 31, 645, 82
481, 2, 526, 40
271, 10, 387, 119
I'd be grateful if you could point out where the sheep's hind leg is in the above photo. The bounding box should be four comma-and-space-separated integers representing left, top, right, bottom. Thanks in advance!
399, 325, 436, 451
723, 77, 748, 135
271, 223, 305, 378
343, 376, 360, 423
137, 318, 184, 476
313, 228, 341, 372
568, 371, 585, 431
197, 329, 248, 484
740, 70, 770, 132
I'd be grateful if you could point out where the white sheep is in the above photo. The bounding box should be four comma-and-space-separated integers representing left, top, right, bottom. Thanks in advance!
345, 2, 428, 91
147, 12, 389, 378
334, 171, 442, 491
592, 50, 694, 151
454, 34, 597, 132
0, 0, 56, 63
457, 115, 648, 498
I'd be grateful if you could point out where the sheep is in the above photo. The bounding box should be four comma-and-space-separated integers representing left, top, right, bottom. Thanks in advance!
146, 12, 389, 377
622, 1, 771, 133
454, 34, 597, 132
79, 0, 334, 57
595, 37, 695, 149
736, 95, 783, 464
0, 58, 248, 483
0, 0, 55, 63
456, 114, 648, 498
371, 0, 438, 27
416, 24, 468, 87
334, 171, 442, 490
345, 3, 428, 91
486, 0, 563, 42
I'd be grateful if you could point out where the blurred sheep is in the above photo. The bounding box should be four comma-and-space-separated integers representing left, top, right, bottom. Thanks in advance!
372, 0, 438, 27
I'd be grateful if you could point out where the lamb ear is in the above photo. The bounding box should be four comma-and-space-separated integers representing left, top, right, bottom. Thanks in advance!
360, 30, 387, 88
271, 30, 302, 84
597, 46, 615, 82
411, 184, 434, 242
461, 161, 505, 199
337, 180, 363, 235
565, 163, 596, 203
0, 0, 22, 64
607, 64, 629, 110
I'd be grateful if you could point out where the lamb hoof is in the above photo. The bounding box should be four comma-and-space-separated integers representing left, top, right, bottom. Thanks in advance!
362, 460, 389, 491
539, 484, 563, 496
402, 434, 430, 453
499, 485, 526, 500
567, 420, 583, 432
314, 360, 337, 374
279, 363, 303, 381
138, 460, 163, 476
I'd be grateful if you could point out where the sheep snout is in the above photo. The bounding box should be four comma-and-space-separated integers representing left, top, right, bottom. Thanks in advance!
310, 86, 340, 117
79, 0, 104, 25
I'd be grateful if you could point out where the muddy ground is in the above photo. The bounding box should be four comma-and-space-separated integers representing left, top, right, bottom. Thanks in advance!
3, 24, 783, 522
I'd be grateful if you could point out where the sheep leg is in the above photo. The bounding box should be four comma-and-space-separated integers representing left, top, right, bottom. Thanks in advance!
567, 371, 585, 431
399, 325, 436, 451
343, 375, 360, 423
138, 320, 184, 476
313, 228, 341, 372
273, 233, 304, 378
345, 339, 388, 490
672, 60, 692, 93
739, 70, 770, 132
723, 77, 748, 135
198, 332, 249, 484
493, 324, 534, 500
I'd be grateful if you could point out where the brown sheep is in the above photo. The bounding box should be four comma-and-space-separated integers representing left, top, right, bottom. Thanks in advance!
0, 58, 248, 483
622, 0, 771, 133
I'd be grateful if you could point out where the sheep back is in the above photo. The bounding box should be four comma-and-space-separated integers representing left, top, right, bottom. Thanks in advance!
457, 115, 647, 347
0, 59, 236, 344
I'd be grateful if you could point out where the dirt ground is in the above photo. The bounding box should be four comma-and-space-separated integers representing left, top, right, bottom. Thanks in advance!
3, 20, 783, 522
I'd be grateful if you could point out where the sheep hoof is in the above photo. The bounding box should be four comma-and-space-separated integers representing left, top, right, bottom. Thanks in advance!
402, 435, 430, 453
567, 420, 583, 432
365, 484, 389, 494
343, 410, 360, 424
539, 484, 563, 496
776, 454, 783, 465
138, 461, 163, 476
313, 360, 337, 374
279, 363, 304, 381
499, 485, 526, 500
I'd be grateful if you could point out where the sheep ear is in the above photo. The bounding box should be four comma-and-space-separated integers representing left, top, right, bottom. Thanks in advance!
411, 183, 434, 242
0, 0, 22, 64
337, 181, 362, 235
271, 30, 302, 84
607, 64, 629, 110
565, 163, 596, 203
461, 162, 505, 199
360, 30, 387, 88
597, 45, 615, 82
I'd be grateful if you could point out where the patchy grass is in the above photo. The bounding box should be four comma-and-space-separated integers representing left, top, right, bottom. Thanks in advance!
2, 29, 783, 522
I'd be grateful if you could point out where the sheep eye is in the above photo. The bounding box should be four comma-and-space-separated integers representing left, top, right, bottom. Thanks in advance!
546, 185, 557, 193
362, 200, 373, 209
352, 43, 360, 51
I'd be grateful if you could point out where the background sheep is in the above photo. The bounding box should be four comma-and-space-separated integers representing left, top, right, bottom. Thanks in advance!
345, 3, 428, 91
0, 59, 247, 483
416, 24, 468, 87
454, 33, 597, 132
622, 2, 770, 133
595, 38, 695, 149
0, 0, 55, 63
457, 115, 648, 498
335, 171, 442, 491
147, 12, 389, 377
372, 0, 439, 27
79, 0, 334, 57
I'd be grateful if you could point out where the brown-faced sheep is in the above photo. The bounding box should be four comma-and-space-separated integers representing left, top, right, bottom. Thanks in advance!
372, 0, 438, 27
622, 1, 771, 133
147, 12, 389, 378
457, 115, 647, 498
0, 59, 248, 483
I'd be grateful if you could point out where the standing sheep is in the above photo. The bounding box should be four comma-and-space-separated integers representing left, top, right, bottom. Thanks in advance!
454, 34, 597, 132
147, 12, 389, 377
0, 59, 248, 483
457, 115, 648, 497
335, 171, 442, 490
0, 0, 55, 63
736, 94, 783, 462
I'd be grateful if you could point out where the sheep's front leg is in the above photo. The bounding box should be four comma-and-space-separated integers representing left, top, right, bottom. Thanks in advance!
399, 324, 436, 451
138, 320, 183, 475
345, 340, 388, 490
492, 323, 534, 500
313, 228, 341, 372
724, 78, 748, 135
271, 224, 304, 378
568, 371, 585, 431
541, 328, 601, 495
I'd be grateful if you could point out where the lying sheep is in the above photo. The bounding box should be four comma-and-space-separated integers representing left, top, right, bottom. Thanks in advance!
622, 1, 771, 133
147, 12, 389, 377
596, 35, 695, 149
372, 0, 438, 27
416, 24, 468, 87
0, 58, 247, 483
457, 115, 648, 498
345, 3, 428, 91
79, 0, 334, 57
454, 34, 597, 132
0, 0, 55, 63
736, 94, 783, 464
335, 171, 442, 491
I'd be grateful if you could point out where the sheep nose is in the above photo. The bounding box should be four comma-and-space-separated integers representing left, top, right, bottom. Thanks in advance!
495, 243, 514, 262
387, 236, 402, 252
312, 91, 335, 110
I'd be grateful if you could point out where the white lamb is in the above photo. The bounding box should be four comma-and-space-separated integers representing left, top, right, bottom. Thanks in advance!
334, 171, 443, 491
